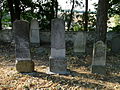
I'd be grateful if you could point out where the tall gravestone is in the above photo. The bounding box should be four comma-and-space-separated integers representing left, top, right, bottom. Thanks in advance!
74, 31, 86, 53
14, 20, 34, 73
48, 18, 68, 74
91, 41, 106, 75
30, 19, 40, 44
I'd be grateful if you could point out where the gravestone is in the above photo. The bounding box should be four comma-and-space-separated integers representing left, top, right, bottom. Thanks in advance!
48, 18, 68, 74
111, 35, 120, 53
13, 20, 34, 73
30, 19, 40, 44
91, 41, 106, 75
74, 31, 86, 53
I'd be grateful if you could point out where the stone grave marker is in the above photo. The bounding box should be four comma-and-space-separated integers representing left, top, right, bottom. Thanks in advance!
74, 31, 86, 53
111, 35, 120, 53
13, 20, 34, 73
30, 19, 40, 44
48, 18, 68, 74
91, 41, 106, 75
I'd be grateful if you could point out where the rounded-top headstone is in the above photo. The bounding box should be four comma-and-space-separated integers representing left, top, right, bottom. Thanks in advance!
91, 40, 106, 75
30, 19, 39, 30
30, 19, 40, 44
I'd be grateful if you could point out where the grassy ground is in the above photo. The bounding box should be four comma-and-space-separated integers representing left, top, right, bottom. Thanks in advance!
0, 43, 120, 90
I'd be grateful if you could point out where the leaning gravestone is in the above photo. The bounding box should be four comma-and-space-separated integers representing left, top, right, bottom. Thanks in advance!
30, 19, 40, 44
13, 20, 34, 72
111, 35, 120, 53
74, 31, 86, 53
91, 41, 106, 75
48, 18, 68, 74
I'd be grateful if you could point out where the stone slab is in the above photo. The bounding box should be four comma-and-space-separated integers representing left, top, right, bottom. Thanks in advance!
30, 29, 40, 43
91, 65, 106, 75
92, 41, 106, 66
74, 32, 86, 53
51, 48, 65, 58
48, 57, 68, 74
49, 18, 67, 74
51, 18, 65, 49
13, 20, 34, 72
14, 20, 31, 60
30, 19, 40, 44
111, 35, 120, 53
16, 60, 34, 73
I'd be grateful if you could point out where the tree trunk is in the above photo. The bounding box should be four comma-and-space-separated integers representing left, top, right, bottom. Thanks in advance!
7, 0, 15, 23
96, 0, 109, 42
84, 0, 88, 31
14, 0, 20, 20
67, 0, 74, 31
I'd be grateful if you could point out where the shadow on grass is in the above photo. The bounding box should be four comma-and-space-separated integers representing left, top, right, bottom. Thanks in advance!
21, 70, 106, 89
71, 69, 120, 84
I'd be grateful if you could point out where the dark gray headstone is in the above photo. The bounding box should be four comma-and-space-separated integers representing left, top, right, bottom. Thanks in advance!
14, 20, 34, 72
30, 19, 40, 44
91, 41, 106, 75
48, 18, 68, 74
111, 35, 120, 53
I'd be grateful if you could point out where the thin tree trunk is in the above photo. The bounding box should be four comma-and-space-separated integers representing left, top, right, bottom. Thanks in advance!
67, 0, 74, 31
0, 0, 2, 30
84, 0, 88, 31
96, 0, 109, 42
0, 12, 2, 30
55, 0, 58, 18
51, 0, 55, 19
14, 0, 20, 20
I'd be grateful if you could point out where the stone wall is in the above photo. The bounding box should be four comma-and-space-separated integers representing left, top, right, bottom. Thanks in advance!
0, 29, 119, 44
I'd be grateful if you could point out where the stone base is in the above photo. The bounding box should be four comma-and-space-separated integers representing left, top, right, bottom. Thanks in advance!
16, 60, 34, 73
91, 65, 106, 75
74, 49, 85, 53
47, 67, 70, 75
30, 43, 40, 47
73, 52, 86, 58
48, 57, 68, 74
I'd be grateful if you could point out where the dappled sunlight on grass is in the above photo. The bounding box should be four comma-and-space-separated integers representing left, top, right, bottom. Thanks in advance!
0, 43, 120, 89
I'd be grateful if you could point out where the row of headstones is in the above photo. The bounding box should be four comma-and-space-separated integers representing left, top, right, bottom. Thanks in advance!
14, 19, 106, 75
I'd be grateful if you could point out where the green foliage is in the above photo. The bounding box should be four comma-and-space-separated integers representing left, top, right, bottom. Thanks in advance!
1, 0, 11, 28
20, 0, 58, 31
113, 15, 120, 26
1, 0, 119, 32
69, 12, 96, 31
108, 15, 120, 32
72, 24, 82, 31
111, 25, 120, 32
108, 0, 120, 16
21, 10, 37, 22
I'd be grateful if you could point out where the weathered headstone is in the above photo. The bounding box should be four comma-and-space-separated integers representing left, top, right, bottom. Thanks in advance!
30, 19, 40, 44
14, 20, 34, 73
91, 41, 106, 75
74, 31, 86, 53
111, 35, 120, 53
48, 18, 68, 74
